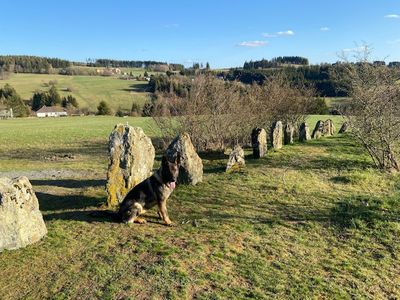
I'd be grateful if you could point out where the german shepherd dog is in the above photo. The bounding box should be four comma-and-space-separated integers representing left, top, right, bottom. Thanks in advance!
117, 154, 180, 226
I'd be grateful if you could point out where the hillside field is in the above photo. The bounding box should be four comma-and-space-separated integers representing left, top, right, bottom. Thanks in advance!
0, 73, 151, 111
0, 116, 399, 299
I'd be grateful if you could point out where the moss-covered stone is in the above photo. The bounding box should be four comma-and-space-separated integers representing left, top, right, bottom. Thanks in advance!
106, 124, 155, 207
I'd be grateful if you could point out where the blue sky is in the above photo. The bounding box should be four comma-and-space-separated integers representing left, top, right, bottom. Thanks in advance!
0, 0, 399, 68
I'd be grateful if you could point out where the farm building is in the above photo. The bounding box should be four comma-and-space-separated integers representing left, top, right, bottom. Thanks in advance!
36, 106, 67, 118
0, 108, 13, 119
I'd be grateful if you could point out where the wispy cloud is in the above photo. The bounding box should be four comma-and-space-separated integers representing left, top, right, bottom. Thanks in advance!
238, 40, 267, 47
384, 14, 400, 18
320, 27, 330, 31
277, 30, 294, 36
262, 33, 277, 38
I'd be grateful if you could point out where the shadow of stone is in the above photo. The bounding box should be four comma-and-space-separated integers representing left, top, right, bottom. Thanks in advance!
32, 179, 106, 189
37, 192, 104, 211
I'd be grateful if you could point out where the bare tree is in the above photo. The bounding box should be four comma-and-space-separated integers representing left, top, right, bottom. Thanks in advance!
152, 74, 315, 151
335, 47, 400, 172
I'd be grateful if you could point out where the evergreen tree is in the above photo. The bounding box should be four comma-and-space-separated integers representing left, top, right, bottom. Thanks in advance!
97, 101, 111, 115
0, 84, 29, 117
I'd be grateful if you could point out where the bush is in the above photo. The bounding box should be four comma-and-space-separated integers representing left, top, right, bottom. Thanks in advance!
97, 101, 112, 115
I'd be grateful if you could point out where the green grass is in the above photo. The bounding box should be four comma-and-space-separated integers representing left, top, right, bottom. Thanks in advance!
1, 116, 399, 299
0, 73, 151, 111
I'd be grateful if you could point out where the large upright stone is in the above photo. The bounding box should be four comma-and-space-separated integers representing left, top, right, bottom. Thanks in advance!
284, 123, 295, 145
0, 177, 47, 251
251, 128, 267, 158
323, 119, 335, 136
339, 122, 349, 133
312, 120, 324, 139
226, 145, 245, 172
106, 124, 155, 207
271, 121, 283, 150
166, 132, 203, 185
299, 123, 311, 142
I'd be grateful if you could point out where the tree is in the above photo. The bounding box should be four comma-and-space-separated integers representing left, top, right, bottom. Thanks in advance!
61, 95, 79, 108
97, 101, 112, 115
47, 85, 61, 106
336, 49, 400, 172
206, 62, 210, 70
0, 84, 30, 117
31, 91, 47, 111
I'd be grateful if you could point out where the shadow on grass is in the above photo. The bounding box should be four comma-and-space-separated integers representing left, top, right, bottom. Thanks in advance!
120, 83, 149, 93
37, 192, 104, 211
32, 179, 106, 189
329, 196, 400, 230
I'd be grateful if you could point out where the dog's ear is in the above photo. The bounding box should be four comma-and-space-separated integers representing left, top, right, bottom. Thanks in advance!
176, 152, 181, 165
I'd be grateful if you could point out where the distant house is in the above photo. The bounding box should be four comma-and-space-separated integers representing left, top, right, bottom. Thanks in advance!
36, 106, 67, 118
0, 108, 13, 119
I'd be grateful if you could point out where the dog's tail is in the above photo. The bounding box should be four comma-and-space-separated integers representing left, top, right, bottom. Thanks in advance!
88, 210, 120, 222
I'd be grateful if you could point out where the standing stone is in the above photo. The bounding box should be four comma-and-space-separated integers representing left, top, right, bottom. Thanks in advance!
299, 122, 311, 142
0, 177, 47, 251
166, 132, 203, 185
284, 123, 295, 145
226, 145, 245, 172
323, 119, 335, 136
312, 120, 324, 139
271, 121, 283, 150
339, 122, 349, 133
106, 124, 155, 207
251, 128, 267, 158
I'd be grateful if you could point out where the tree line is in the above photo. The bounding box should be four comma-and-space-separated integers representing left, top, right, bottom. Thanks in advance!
0, 56, 71, 74
243, 56, 309, 69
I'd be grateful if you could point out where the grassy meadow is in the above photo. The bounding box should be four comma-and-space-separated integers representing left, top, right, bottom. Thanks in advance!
0, 116, 400, 299
0, 73, 150, 111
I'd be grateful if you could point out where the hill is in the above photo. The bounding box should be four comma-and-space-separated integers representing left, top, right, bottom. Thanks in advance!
0, 73, 150, 112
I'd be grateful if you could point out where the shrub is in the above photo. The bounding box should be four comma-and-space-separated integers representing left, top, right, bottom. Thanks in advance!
97, 101, 112, 115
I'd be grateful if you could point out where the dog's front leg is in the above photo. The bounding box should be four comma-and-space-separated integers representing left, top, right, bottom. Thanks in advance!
158, 200, 173, 226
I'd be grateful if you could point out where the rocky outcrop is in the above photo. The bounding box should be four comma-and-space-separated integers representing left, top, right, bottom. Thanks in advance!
251, 128, 267, 158
106, 124, 155, 207
284, 123, 295, 145
271, 121, 283, 150
299, 122, 311, 142
226, 145, 245, 172
0, 177, 47, 251
339, 122, 349, 133
166, 132, 203, 185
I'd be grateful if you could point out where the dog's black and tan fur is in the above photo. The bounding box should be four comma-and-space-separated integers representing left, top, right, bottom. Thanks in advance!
117, 154, 180, 226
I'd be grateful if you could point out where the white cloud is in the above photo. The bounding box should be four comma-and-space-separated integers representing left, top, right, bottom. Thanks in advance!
238, 40, 267, 47
384, 14, 400, 18
277, 30, 294, 36
262, 33, 277, 38
320, 27, 330, 31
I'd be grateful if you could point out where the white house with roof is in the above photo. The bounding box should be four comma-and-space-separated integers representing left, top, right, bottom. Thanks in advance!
36, 106, 68, 118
